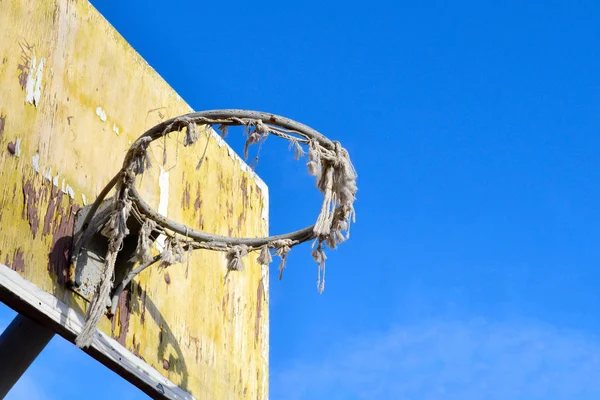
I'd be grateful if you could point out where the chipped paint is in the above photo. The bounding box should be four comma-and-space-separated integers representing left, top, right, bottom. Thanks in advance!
44, 167, 52, 182
113, 123, 119, 135
181, 182, 191, 209
11, 248, 25, 273
48, 195, 79, 285
256, 178, 269, 227
255, 280, 264, 343
81, 193, 87, 206
95, 106, 107, 122
17, 41, 31, 90
42, 187, 59, 237
111, 289, 130, 346
22, 177, 41, 238
32, 153, 40, 173
65, 184, 74, 200
25, 56, 45, 107
14, 138, 21, 157
0, 114, 5, 140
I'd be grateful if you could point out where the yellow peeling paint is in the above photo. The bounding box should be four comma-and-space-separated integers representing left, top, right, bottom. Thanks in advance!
0, 1, 268, 398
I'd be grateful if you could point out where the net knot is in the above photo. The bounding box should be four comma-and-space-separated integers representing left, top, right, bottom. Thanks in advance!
257, 244, 272, 266
135, 219, 157, 264
127, 136, 152, 175
226, 244, 249, 271
183, 119, 199, 147
272, 239, 294, 280
160, 236, 185, 267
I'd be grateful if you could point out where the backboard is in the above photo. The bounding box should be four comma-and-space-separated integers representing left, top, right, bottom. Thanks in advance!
0, 0, 269, 399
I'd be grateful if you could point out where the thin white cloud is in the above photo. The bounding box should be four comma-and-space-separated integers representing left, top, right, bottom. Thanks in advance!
272, 319, 600, 400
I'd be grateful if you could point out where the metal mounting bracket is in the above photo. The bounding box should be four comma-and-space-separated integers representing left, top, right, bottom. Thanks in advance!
68, 199, 157, 312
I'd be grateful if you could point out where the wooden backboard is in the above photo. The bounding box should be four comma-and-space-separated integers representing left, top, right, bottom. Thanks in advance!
0, 1, 269, 398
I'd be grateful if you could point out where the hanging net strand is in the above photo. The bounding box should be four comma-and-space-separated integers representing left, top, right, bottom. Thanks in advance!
75, 138, 151, 348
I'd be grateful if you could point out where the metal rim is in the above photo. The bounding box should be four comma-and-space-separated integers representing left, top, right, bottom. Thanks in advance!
80, 109, 336, 249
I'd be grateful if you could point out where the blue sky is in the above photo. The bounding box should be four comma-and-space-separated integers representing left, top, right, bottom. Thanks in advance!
4, 0, 600, 398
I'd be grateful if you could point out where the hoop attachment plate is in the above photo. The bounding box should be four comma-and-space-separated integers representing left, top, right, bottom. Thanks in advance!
68, 199, 157, 306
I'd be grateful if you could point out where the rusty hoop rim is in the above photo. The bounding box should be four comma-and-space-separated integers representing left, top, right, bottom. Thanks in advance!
81, 109, 342, 250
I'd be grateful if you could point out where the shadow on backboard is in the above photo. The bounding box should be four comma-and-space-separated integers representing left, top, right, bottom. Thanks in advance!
130, 283, 190, 391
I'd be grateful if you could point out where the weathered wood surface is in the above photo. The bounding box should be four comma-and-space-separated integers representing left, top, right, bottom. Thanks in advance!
0, 1, 269, 398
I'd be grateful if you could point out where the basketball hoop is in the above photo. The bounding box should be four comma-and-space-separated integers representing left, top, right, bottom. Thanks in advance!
72, 110, 357, 348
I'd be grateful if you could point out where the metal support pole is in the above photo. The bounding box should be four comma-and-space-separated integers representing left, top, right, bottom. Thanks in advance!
0, 314, 54, 398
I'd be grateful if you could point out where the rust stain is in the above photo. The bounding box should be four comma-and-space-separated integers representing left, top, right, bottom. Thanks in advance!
132, 334, 140, 356
48, 196, 79, 285
194, 184, 202, 211
218, 170, 225, 190
0, 114, 5, 140
240, 176, 248, 203
181, 182, 190, 209
11, 248, 25, 272
42, 186, 59, 236
255, 278, 264, 344
22, 177, 41, 238
52, 2, 58, 23
194, 183, 205, 229
132, 334, 145, 361
112, 288, 130, 346
189, 335, 200, 362
236, 215, 244, 233
238, 176, 250, 233
226, 200, 233, 218
237, 209, 245, 233
222, 291, 231, 320
17, 40, 33, 90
